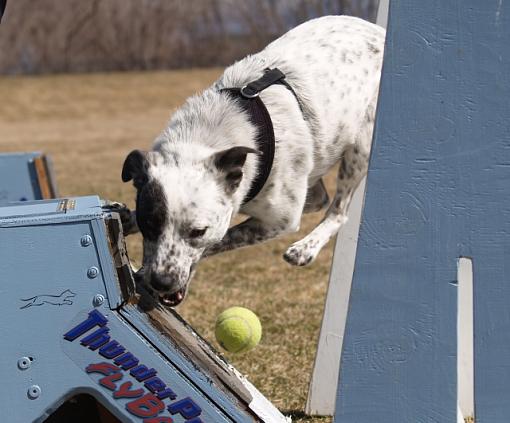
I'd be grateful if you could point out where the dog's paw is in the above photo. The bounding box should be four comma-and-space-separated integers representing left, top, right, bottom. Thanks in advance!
283, 242, 318, 266
102, 200, 139, 236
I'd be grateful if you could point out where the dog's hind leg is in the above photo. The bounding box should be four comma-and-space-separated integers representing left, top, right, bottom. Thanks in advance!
283, 144, 368, 266
303, 178, 330, 213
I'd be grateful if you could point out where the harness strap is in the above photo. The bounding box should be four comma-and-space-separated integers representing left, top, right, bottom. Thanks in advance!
221, 88, 275, 205
221, 68, 302, 205
240, 68, 286, 98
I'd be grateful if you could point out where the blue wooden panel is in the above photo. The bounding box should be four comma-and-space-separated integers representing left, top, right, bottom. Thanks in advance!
0, 152, 43, 202
336, 0, 510, 421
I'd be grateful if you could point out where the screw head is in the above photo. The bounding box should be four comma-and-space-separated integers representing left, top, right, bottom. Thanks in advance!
27, 385, 41, 399
92, 294, 105, 307
87, 266, 99, 279
80, 235, 93, 247
18, 357, 31, 370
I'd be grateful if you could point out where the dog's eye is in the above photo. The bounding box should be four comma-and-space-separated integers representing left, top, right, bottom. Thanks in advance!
189, 227, 208, 239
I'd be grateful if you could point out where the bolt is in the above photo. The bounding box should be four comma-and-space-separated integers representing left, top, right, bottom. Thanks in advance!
27, 385, 41, 399
17, 357, 31, 370
87, 266, 99, 279
93, 294, 105, 307
80, 235, 93, 247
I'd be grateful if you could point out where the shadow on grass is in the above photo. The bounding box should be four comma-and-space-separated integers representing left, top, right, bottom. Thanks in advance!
282, 410, 332, 422
283, 410, 474, 423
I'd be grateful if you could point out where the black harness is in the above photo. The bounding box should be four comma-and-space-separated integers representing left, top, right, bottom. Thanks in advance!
220, 68, 302, 204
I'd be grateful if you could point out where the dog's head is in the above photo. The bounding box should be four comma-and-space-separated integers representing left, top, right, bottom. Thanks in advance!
122, 146, 256, 307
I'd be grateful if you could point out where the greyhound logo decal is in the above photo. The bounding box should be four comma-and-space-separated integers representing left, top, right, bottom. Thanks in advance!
20, 289, 76, 309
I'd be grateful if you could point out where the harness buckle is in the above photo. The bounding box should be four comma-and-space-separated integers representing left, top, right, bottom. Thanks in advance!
240, 85, 259, 98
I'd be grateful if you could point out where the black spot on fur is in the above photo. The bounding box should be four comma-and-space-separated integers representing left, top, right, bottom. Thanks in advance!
283, 185, 297, 203
164, 152, 180, 166
340, 157, 349, 177
367, 42, 381, 55
294, 157, 305, 170
344, 156, 356, 178
136, 180, 167, 242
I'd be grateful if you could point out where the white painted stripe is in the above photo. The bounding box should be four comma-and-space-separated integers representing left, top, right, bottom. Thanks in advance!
305, 177, 366, 415
458, 257, 474, 420
231, 364, 291, 422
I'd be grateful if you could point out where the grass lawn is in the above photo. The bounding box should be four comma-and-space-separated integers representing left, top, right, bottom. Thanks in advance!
0, 69, 335, 422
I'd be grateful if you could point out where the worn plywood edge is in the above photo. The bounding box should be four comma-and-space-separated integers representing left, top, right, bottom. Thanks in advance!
144, 304, 290, 423
32, 154, 55, 199
104, 213, 288, 422
41, 154, 59, 198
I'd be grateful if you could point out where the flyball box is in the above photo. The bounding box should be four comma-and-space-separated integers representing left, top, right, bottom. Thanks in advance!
0, 196, 287, 423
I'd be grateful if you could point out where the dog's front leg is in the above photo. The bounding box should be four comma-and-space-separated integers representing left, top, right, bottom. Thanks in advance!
204, 217, 288, 257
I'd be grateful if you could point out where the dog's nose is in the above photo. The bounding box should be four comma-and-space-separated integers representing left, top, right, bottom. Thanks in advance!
150, 273, 171, 292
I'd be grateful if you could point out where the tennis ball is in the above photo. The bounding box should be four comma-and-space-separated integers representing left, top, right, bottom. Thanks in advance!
215, 306, 262, 353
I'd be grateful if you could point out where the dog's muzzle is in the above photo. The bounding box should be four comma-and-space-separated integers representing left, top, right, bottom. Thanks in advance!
148, 271, 187, 307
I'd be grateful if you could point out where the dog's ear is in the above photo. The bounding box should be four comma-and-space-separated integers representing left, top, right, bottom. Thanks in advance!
213, 146, 257, 192
122, 150, 149, 188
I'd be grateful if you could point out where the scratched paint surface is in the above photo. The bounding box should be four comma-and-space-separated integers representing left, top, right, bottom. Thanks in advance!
336, 1, 510, 422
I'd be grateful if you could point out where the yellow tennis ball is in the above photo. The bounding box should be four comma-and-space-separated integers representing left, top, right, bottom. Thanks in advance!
215, 306, 262, 353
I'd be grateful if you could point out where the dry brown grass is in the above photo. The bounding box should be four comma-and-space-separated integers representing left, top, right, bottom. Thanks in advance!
0, 69, 335, 422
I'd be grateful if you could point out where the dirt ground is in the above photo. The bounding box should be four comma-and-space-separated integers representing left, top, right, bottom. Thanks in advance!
0, 69, 336, 422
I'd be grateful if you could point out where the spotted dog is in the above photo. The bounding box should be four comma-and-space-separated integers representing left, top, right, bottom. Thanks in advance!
121, 16, 385, 306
